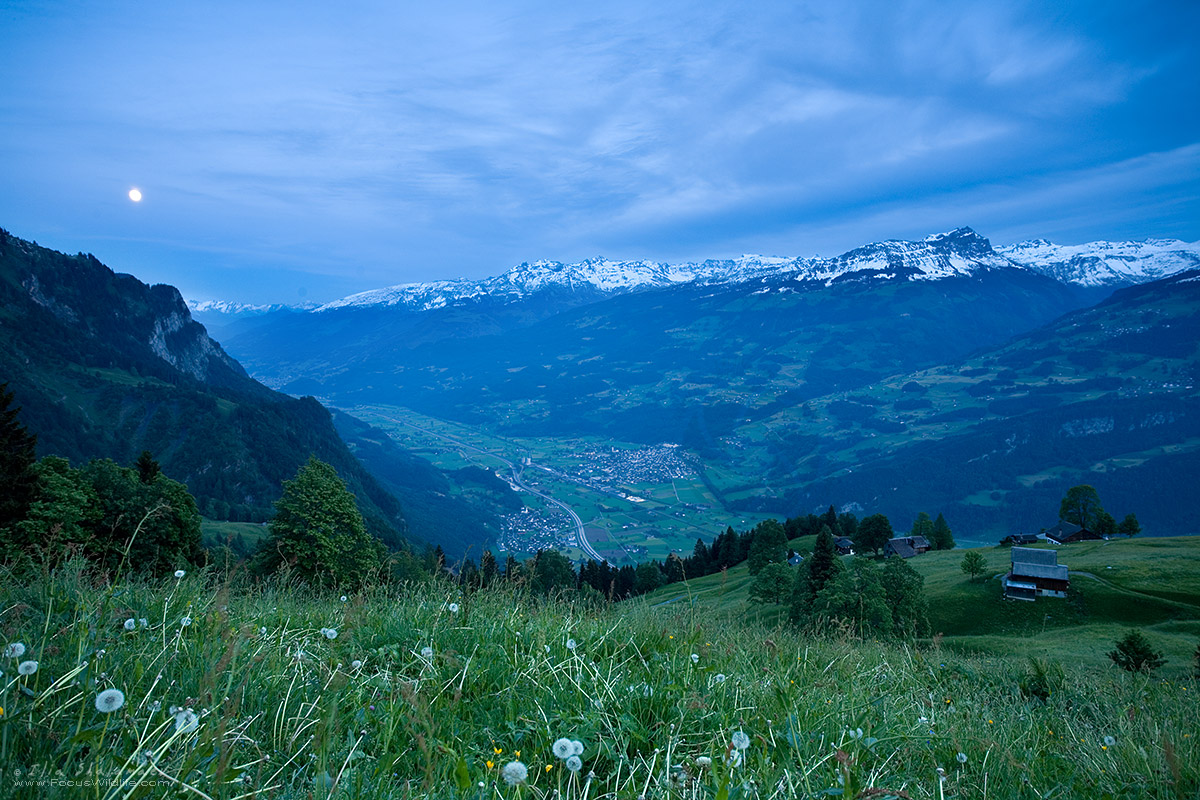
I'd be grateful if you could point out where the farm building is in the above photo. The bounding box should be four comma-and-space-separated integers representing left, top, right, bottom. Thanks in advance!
1003, 547, 1069, 601
884, 536, 931, 559
1042, 521, 1104, 544
1000, 533, 1042, 546
833, 536, 856, 555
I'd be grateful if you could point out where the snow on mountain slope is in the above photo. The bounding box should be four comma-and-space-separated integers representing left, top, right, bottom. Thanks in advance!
317, 228, 1005, 312
200, 229, 1200, 314
998, 238, 1200, 286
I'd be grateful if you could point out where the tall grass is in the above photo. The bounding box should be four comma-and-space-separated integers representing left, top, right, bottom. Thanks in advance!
0, 560, 1196, 799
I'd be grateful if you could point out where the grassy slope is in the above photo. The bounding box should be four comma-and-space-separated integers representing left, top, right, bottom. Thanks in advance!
645, 535, 1200, 677
0, 561, 1196, 799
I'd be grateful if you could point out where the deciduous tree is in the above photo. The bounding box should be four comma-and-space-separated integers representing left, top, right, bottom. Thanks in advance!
960, 551, 987, 581
263, 456, 384, 587
856, 514, 893, 556
1060, 485, 1104, 530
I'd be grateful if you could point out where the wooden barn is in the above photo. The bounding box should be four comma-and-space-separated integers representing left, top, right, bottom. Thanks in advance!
1003, 547, 1069, 601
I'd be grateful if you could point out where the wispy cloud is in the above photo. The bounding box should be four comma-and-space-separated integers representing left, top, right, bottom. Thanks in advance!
0, 0, 1196, 302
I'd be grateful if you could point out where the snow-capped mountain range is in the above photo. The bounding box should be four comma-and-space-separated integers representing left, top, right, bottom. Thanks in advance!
188, 228, 1200, 315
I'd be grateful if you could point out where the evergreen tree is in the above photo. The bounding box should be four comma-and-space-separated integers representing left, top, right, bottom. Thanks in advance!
931, 513, 956, 550
458, 558, 480, 589
837, 512, 858, 541
136, 450, 161, 484
663, 554, 685, 584
910, 512, 934, 543
747, 518, 787, 575
856, 514, 893, 556
262, 456, 384, 588
634, 561, 664, 594
822, 505, 838, 533
529, 549, 576, 595
0, 383, 38, 534
480, 550, 499, 586
1118, 513, 1141, 537
689, 538, 711, 574
1107, 630, 1166, 673
504, 554, 519, 583
791, 524, 841, 621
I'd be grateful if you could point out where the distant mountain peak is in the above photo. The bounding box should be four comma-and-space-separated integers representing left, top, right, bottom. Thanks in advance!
998, 237, 1200, 286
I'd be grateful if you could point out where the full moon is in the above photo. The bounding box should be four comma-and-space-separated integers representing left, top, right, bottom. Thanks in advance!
128, 188, 142, 202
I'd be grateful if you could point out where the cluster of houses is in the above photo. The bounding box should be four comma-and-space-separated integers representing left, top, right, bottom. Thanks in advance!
873, 520, 1103, 603
997, 521, 1109, 601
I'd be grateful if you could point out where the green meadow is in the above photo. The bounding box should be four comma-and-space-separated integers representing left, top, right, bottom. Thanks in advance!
1, 538, 1198, 799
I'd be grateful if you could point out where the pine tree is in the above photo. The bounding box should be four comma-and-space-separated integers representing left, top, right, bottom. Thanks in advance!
0, 383, 38, 533
1107, 630, 1166, 673
910, 512, 934, 543
747, 518, 787, 574
136, 450, 161, 484
932, 513, 955, 550
480, 550, 499, 586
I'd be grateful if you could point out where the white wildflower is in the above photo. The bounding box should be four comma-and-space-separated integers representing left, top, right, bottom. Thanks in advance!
138, 618, 149, 628
259, 627, 267, 635
566, 755, 582, 773
731, 730, 751, 750
4, 642, 26, 659
321, 627, 338, 640
726, 748, 743, 767
174, 707, 199, 733
1103, 735, 1117, 747
340, 595, 348, 603
956, 752, 968, 764
848, 727, 863, 740
123, 618, 136, 631
95, 688, 125, 713
571, 740, 584, 756
420, 646, 433, 659
448, 602, 460, 613
691, 653, 699, 664
501, 761, 528, 786
351, 659, 363, 670
696, 756, 712, 768
180, 616, 192, 627
714, 673, 727, 683
18, 660, 38, 675
553, 738, 574, 759
174, 569, 186, 579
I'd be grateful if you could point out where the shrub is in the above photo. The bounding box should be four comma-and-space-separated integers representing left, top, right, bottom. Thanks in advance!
1107, 629, 1166, 673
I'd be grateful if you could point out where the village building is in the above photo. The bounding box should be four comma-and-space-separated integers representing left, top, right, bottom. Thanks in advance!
1003, 547, 1069, 601
1041, 521, 1104, 544
1000, 532, 1042, 546
883, 536, 931, 559
833, 536, 856, 556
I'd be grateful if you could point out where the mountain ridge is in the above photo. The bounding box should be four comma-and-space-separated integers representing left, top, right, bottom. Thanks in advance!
191, 228, 1200, 316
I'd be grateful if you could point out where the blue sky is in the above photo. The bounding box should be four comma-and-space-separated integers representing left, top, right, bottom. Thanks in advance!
1, 0, 1197, 304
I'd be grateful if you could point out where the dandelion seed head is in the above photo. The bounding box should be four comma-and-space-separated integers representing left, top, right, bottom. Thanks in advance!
1103, 735, 1117, 747
420, 646, 433, 659
501, 761, 528, 786
149, 700, 161, 713
340, 596, 348, 603
322, 627, 338, 640
566, 638, 577, 650
448, 602, 460, 613
259, 627, 267, 635
714, 673, 727, 683
553, 738, 574, 759
180, 616, 192, 627
95, 688, 125, 713
138, 618, 149, 628
731, 730, 751, 750
691, 653, 699, 664
566, 755, 582, 773
17, 660, 38, 675
174, 708, 199, 734
956, 752, 968, 764
174, 570, 186, 579
696, 756, 712, 768
726, 748, 743, 767
351, 659, 363, 670
4, 642, 26, 659
123, 618, 136, 631
571, 739, 584, 756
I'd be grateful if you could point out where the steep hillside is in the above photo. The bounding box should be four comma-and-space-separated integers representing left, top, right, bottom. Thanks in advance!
0, 228, 411, 546
738, 270, 1200, 536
